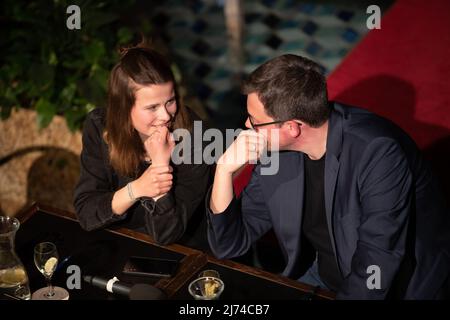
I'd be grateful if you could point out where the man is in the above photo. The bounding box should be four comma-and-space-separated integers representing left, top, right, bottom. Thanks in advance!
207, 54, 450, 299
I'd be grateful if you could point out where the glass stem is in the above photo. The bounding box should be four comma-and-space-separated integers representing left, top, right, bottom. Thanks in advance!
46, 277, 55, 297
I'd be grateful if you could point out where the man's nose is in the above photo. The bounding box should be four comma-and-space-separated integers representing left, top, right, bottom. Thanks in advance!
245, 118, 252, 129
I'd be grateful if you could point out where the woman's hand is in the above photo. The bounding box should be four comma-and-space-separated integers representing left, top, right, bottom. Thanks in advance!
133, 165, 173, 199
144, 125, 175, 166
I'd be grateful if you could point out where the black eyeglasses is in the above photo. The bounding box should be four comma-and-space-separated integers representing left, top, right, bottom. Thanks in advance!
249, 117, 292, 129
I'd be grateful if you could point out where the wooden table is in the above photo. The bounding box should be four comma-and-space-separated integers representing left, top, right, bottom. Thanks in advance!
12, 203, 335, 300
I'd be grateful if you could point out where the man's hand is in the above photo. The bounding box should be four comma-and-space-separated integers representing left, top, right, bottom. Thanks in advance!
217, 130, 266, 175
210, 130, 266, 214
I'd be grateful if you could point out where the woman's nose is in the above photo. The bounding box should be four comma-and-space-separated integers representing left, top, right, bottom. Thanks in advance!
158, 106, 171, 121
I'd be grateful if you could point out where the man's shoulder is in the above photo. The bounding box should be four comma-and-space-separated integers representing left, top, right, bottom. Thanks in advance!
333, 102, 382, 125
332, 103, 419, 160
334, 103, 413, 144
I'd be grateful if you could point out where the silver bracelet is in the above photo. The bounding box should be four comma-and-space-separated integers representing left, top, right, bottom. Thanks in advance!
127, 182, 137, 202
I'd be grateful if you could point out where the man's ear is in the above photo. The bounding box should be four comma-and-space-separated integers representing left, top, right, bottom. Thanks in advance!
287, 121, 301, 138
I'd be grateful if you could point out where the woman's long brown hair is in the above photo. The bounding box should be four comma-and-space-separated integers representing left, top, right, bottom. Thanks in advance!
105, 44, 191, 178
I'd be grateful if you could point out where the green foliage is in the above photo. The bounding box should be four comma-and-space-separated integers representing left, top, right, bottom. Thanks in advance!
0, 0, 142, 131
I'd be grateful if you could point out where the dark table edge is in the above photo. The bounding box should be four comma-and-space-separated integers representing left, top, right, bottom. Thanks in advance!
16, 202, 335, 300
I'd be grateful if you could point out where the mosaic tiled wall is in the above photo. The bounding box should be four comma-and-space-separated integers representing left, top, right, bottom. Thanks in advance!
150, 0, 392, 128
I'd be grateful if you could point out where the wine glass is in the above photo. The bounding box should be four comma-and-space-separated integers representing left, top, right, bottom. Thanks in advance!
32, 242, 69, 300
198, 269, 220, 279
189, 269, 224, 300
188, 276, 224, 300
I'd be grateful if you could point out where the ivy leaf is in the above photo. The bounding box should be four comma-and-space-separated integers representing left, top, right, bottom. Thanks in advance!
49, 51, 58, 66
3, 0, 151, 130
35, 97, 56, 129
28, 63, 55, 93
85, 103, 96, 113
59, 83, 77, 105
3, 87, 18, 106
82, 40, 106, 65
117, 27, 133, 45
65, 107, 86, 132
77, 77, 105, 107
82, 11, 118, 31
90, 65, 109, 91
62, 59, 86, 70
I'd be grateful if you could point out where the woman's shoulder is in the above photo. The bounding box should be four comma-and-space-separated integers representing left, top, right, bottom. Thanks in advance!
80, 108, 108, 145
83, 107, 106, 131
87, 107, 106, 123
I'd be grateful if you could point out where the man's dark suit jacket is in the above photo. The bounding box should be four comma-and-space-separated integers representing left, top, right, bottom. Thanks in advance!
207, 103, 450, 299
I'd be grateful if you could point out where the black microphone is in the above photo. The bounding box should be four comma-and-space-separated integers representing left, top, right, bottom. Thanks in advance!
83, 275, 167, 300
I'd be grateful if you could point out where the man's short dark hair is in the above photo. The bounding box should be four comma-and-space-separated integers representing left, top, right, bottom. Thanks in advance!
242, 54, 330, 127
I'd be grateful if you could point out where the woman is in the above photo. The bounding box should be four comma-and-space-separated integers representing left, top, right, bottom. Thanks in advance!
73, 45, 211, 250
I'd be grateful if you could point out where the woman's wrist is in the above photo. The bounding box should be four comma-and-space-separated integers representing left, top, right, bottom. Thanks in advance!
129, 179, 141, 199
126, 182, 138, 202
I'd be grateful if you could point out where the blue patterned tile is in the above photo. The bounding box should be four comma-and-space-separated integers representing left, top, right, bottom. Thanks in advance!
279, 20, 300, 29
208, 68, 231, 80
196, 83, 212, 99
151, 0, 376, 127
191, 39, 211, 56
171, 20, 189, 28
262, 0, 277, 8
209, 47, 227, 58
337, 10, 355, 22
192, 18, 207, 34
342, 27, 358, 43
316, 4, 337, 16
245, 33, 267, 45
152, 12, 170, 27
305, 41, 322, 56
265, 34, 283, 50
207, 4, 222, 14
188, 0, 204, 14
299, 3, 315, 14
302, 20, 318, 36
245, 12, 262, 24
263, 13, 281, 29
194, 62, 211, 78
248, 54, 270, 65
339, 48, 349, 56
280, 40, 305, 52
